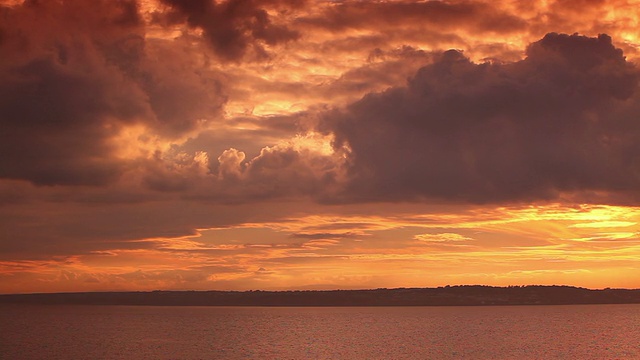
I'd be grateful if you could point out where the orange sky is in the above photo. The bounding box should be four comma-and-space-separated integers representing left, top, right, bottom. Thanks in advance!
2, 0, 640, 293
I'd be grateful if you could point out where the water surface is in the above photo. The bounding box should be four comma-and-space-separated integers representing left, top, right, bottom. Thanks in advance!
1, 304, 639, 359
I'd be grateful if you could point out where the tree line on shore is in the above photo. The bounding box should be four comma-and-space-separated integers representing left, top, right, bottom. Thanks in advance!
2, 285, 640, 306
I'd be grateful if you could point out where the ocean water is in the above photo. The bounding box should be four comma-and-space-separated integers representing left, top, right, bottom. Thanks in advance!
1, 304, 639, 359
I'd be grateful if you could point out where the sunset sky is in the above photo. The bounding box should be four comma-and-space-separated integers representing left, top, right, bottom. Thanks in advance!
2, 0, 640, 293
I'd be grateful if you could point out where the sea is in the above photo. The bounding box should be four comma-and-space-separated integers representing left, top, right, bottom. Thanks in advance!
1, 304, 639, 359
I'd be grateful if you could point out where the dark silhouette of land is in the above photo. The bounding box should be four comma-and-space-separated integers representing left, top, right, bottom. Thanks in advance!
2, 286, 640, 306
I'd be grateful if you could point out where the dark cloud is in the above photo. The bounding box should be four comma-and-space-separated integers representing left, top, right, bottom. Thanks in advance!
0, 195, 268, 258
157, 0, 302, 61
0, 0, 148, 185
134, 39, 227, 137
290, 232, 359, 240
325, 46, 438, 100
0, 0, 226, 186
325, 33, 640, 204
300, 1, 526, 35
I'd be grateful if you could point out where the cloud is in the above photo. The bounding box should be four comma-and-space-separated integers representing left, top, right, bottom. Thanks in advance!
300, 1, 527, 35
324, 33, 640, 204
291, 232, 360, 240
0, 0, 148, 185
0, 0, 227, 186
156, 0, 302, 62
134, 39, 227, 138
206, 132, 344, 202
414, 233, 473, 242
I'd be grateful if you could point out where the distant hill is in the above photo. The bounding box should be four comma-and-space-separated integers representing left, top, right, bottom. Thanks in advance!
1, 286, 640, 306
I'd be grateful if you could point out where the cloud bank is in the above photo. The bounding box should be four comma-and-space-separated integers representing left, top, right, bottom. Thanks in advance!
325, 33, 640, 204
0, 0, 225, 186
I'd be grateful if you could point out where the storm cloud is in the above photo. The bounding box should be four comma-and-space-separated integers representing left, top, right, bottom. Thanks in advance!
325, 33, 640, 203
157, 0, 302, 61
0, 0, 225, 185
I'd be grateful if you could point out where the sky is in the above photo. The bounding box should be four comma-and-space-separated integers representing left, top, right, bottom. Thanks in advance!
2, 0, 640, 294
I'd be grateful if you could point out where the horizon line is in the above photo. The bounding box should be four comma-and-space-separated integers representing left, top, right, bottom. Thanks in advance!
3, 284, 639, 296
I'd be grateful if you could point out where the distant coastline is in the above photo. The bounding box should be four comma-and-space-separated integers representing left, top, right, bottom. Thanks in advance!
1, 285, 640, 306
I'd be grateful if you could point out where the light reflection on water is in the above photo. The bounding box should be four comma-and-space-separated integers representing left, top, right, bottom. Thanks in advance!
1, 304, 639, 359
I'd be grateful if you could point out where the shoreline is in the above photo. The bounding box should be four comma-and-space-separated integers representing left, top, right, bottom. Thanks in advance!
2, 285, 640, 307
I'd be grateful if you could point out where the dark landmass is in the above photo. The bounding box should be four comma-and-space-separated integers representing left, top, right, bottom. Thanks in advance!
1, 286, 640, 306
